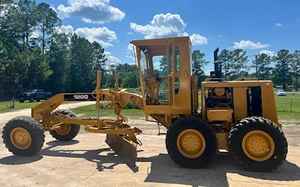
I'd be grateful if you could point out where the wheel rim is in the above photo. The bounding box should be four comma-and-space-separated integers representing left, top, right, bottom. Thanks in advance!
176, 129, 206, 159
10, 127, 32, 150
55, 125, 71, 136
242, 130, 275, 161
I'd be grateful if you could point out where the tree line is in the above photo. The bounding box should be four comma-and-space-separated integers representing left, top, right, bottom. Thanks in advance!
1, 1, 299, 101
192, 49, 300, 90
0, 0, 137, 100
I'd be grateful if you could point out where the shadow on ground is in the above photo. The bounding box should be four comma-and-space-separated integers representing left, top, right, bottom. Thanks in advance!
141, 153, 300, 187
0, 155, 42, 165
1, 140, 300, 187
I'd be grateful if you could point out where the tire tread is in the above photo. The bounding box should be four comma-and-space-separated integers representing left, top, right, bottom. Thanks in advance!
229, 116, 288, 171
2, 116, 45, 156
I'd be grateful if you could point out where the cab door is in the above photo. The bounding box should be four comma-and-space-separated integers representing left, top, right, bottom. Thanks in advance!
138, 44, 173, 108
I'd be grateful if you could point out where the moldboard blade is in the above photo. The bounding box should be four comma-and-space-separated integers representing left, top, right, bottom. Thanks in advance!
105, 134, 137, 161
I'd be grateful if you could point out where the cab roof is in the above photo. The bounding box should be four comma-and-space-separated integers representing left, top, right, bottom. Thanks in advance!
131, 36, 191, 47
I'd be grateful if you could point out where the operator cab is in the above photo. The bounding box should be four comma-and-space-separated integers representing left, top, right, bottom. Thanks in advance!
131, 37, 196, 125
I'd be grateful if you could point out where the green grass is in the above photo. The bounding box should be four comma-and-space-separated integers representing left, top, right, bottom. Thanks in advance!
276, 93, 300, 121
0, 101, 41, 113
276, 93, 300, 113
73, 105, 144, 118
278, 112, 300, 121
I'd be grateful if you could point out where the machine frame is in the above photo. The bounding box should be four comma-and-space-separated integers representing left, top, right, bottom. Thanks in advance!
2, 36, 287, 172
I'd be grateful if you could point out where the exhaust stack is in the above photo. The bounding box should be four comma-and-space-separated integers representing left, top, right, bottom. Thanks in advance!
210, 48, 224, 81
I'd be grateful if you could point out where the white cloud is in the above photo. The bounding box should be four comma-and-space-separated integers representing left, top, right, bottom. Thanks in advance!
56, 25, 74, 35
105, 51, 121, 65
55, 25, 117, 47
30, 30, 41, 39
233, 40, 269, 50
190, 34, 208, 45
75, 27, 117, 47
259, 50, 275, 57
130, 13, 207, 46
57, 0, 125, 24
130, 13, 186, 39
275, 23, 283, 27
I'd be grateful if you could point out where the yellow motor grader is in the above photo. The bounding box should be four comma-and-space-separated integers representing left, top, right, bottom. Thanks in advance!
2, 36, 287, 171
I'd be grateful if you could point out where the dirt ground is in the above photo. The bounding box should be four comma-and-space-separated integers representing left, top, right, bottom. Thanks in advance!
0, 114, 300, 186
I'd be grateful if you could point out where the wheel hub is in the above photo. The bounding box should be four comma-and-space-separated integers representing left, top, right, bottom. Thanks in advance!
10, 127, 32, 150
55, 125, 71, 136
242, 130, 275, 161
176, 129, 206, 159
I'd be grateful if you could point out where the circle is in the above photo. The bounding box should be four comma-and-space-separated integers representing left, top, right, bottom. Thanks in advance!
10, 127, 32, 150
176, 129, 206, 159
242, 130, 275, 161
55, 125, 71, 136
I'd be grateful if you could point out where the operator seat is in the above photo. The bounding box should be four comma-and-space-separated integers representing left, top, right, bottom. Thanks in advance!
144, 70, 160, 105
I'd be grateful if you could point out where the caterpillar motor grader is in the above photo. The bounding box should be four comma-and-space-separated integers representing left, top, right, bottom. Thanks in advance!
2, 36, 287, 171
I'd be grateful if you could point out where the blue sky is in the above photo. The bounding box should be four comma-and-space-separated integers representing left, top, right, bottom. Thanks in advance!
38, 0, 300, 71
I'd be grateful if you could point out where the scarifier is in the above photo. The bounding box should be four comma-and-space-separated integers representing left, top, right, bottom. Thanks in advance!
2, 36, 288, 171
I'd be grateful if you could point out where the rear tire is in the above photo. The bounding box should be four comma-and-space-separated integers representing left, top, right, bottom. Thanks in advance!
229, 116, 288, 171
49, 109, 80, 141
2, 116, 45, 156
166, 117, 217, 168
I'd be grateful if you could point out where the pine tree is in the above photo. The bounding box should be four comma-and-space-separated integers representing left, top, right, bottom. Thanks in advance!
290, 50, 300, 91
192, 50, 208, 86
273, 49, 292, 90
253, 53, 272, 80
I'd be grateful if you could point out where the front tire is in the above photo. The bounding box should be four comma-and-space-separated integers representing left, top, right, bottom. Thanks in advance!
229, 117, 288, 171
49, 109, 80, 141
166, 117, 217, 168
2, 116, 45, 156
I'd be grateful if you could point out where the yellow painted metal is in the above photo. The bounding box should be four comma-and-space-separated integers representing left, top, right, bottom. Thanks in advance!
105, 133, 138, 159
262, 84, 279, 125
207, 109, 233, 122
214, 88, 225, 97
191, 75, 199, 114
32, 93, 64, 122
202, 80, 274, 88
131, 37, 192, 127
201, 86, 206, 120
131, 36, 282, 156
176, 129, 206, 159
203, 81, 280, 125
242, 130, 275, 161
216, 132, 228, 150
31, 84, 144, 145
10, 127, 32, 150
233, 87, 248, 122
